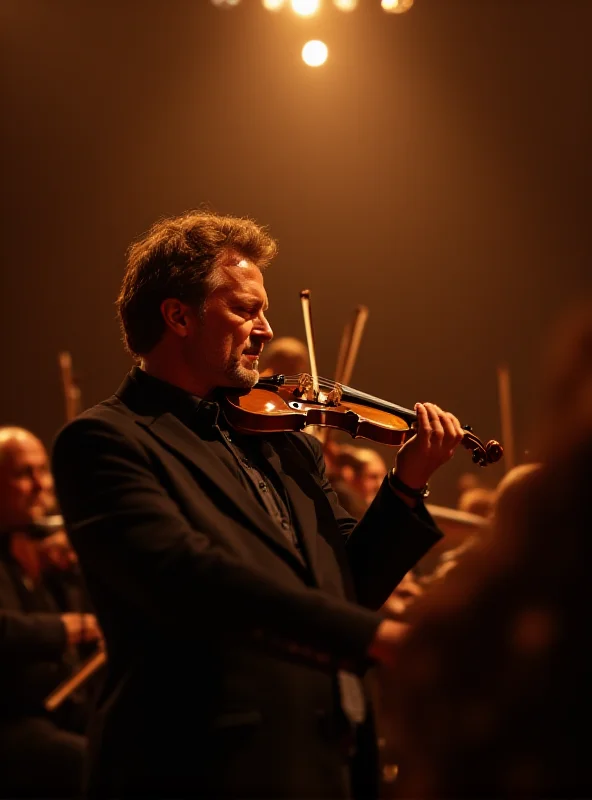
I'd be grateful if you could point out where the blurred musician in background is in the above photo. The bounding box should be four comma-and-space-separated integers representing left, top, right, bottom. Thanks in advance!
0, 426, 101, 798
257, 335, 309, 378
380, 300, 592, 800
345, 448, 389, 511
457, 483, 496, 519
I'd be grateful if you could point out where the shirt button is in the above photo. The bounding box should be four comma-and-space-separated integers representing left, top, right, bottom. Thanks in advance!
259, 481, 267, 491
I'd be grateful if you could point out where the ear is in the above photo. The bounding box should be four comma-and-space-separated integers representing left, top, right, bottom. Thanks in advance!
160, 298, 193, 338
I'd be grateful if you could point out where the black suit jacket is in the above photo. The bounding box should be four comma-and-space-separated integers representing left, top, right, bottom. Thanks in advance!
52, 368, 442, 799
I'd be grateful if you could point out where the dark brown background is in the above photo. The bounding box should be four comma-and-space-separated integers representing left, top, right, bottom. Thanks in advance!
1, 0, 590, 504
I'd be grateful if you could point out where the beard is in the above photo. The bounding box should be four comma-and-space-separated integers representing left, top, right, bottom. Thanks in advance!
224, 355, 260, 389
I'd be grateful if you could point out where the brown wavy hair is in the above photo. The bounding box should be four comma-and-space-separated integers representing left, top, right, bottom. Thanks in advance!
116, 210, 278, 358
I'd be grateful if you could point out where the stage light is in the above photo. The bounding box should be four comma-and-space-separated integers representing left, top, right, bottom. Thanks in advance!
262, 0, 285, 9
381, 0, 414, 12
302, 39, 328, 66
291, 0, 321, 18
333, 0, 358, 10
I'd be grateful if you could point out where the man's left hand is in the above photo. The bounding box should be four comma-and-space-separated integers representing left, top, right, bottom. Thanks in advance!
394, 402, 464, 489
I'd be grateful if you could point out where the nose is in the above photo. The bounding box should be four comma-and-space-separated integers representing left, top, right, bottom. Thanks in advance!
31, 466, 53, 497
255, 313, 273, 342
31, 470, 45, 494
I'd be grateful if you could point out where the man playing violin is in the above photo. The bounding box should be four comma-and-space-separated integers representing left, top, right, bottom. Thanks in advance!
52, 210, 465, 800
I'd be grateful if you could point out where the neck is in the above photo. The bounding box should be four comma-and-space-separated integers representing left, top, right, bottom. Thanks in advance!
140, 351, 215, 399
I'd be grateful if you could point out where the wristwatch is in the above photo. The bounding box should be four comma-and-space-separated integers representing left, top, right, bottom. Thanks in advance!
388, 468, 430, 499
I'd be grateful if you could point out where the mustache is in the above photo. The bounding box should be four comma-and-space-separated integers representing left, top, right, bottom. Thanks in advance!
243, 344, 263, 357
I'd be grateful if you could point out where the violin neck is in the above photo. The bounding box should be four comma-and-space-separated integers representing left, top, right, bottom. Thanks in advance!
338, 383, 417, 424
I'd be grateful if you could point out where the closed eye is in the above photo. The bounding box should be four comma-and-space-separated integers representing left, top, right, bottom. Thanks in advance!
233, 305, 259, 318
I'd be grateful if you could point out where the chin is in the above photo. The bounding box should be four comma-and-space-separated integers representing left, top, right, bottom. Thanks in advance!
227, 365, 259, 389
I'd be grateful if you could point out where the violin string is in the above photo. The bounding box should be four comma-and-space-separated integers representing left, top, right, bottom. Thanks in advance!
278, 373, 417, 422
337, 381, 417, 421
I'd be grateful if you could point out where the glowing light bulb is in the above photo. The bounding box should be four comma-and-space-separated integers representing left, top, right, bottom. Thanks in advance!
291, 0, 321, 18
262, 0, 285, 9
381, 0, 414, 12
302, 39, 328, 67
333, 0, 358, 10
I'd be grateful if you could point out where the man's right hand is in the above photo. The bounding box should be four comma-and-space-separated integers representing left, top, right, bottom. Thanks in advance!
60, 613, 102, 646
367, 619, 411, 667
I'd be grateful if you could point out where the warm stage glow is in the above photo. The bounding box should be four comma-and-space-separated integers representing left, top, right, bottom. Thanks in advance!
291, 0, 321, 18
381, 0, 414, 12
211, 0, 242, 7
262, 0, 285, 9
333, 0, 358, 10
302, 39, 328, 66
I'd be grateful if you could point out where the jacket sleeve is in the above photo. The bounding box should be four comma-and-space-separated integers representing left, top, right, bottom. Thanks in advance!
52, 416, 382, 672
291, 432, 443, 610
0, 610, 67, 660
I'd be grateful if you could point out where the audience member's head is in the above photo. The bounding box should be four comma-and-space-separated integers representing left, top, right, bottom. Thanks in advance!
0, 427, 55, 532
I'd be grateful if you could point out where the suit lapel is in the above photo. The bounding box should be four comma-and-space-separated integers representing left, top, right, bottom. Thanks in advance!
259, 439, 322, 585
139, 413, 308, 574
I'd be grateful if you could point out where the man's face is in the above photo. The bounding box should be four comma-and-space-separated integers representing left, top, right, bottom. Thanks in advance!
0, 435, 55, 530
183, 253, 273, 394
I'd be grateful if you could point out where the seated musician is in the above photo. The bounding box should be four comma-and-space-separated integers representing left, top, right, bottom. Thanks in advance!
0, 426, 102, 798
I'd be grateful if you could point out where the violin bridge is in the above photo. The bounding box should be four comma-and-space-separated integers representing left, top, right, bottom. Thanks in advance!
295, 373, 314, 399
325, 384, 342, 407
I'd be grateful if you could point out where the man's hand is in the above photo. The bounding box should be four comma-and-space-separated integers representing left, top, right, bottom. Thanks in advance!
382, 571, 425, 619
38, 531, 78, 572
60, 613, 102, 646
367, 619, 411, 667
394, 402, 464, 489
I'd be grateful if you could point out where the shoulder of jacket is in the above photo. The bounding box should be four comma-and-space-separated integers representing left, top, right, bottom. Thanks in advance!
53, 396, 141, 449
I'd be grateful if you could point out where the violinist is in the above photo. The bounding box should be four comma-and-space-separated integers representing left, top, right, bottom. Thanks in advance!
52, 209, 466, 800
0, 426, 102, 798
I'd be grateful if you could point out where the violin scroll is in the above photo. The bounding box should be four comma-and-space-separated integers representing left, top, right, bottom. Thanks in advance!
461, 425, 504, 467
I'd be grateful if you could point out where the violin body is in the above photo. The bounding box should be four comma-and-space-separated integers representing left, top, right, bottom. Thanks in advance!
223, 373, 503, 466
224, 384, 412, 446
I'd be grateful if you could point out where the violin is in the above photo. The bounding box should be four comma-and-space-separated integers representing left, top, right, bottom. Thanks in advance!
223, 373, 503, 467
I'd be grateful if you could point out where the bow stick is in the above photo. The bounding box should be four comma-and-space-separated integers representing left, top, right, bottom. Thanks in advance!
58, 351, 82, 422
44, 646, 107, 712
335, 305, 369, 387
299, 290, 320, 398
